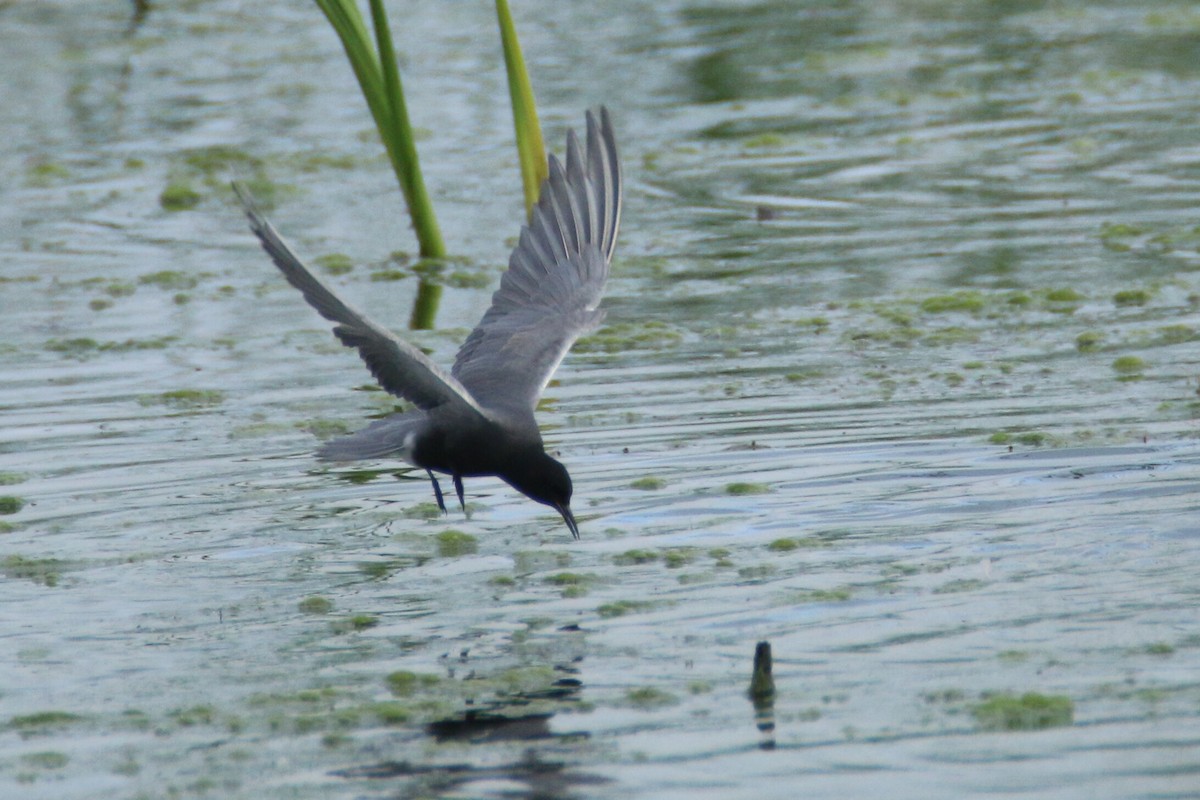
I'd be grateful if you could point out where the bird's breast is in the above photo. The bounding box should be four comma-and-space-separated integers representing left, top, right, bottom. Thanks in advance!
410, 416, 539, 478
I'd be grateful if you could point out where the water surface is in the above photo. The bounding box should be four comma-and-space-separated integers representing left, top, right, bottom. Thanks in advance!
2, 1, 1199, 798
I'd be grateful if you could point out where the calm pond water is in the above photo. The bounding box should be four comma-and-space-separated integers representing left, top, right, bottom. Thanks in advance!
3, 1, 1200, 798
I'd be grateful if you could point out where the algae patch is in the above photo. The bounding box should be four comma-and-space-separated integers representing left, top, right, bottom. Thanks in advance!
575, 321, 683, 354
1113, 288, 1150, 307
314, 253, 354, 275
920, 291, 985, 314
140, 270, 198, 291
298, 596, 334, 614
767, 537, 825, 552
630, 476, 667, 491
3, 555, 63, 586
1075, 331, 1103, 352
613, 549, 657, 566
623, 686, 680, 710
386, 671, 441, 697
45, 335, 178, 359
435, 530, 478, 557
725, 482, 771, 496
160, 182, 202, 211
7, 711, 85, 735
597, 599, 656, 618
1111, 356, 1146, 377
971, 692, 1074, 731
138, 389, 225, 409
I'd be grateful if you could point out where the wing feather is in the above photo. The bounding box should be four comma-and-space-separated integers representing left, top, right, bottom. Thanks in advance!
233, 183, 488, 420
452, 108, 623, 414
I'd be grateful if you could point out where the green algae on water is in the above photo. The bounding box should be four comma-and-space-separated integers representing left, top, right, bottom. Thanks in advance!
1112, 356, 1146, 376
971, 692, 1073, 731
298, 596, 334, 614
1076, 331, 1103, 352
370, 268, 409, 282
435, 529, 478, 557
314, 253, 354, 275
21, 751, 68, 770
726, 482, 771, 496
629, 476, 667, 490
544, 572, 593, 586
44, 337, 100, 355
3, 555, 61, 586
47, 336, 176, 357
597, 599, 655, 618
0, 496, 24, 514
403, 501, 446, 521
386, 671, 441, 697
989, 431, 1049, 447
920, 291, 984, 314
1099, 221, 1146, 251
1044, 287, 1084, 303
140, 270, 198, 290
613, 549, 657, 566
168, 705, 216, 727
795, 588, 852, 602
298, 418, 352, 439
1113, 288, 1150, 307
359, 560, 405, 580
25, 160, 70, 187
330, 614, 378, 634
8, 711, 84, 732
662, 549, 695, 568
624, 686, 680, 710
1157, 324, 1195, 344
160, 181, 203, 211
139, 389, 225, 408
575, 320, 683, 354
933, 578, 986, 594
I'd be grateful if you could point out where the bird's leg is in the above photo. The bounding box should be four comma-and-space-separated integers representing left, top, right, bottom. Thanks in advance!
426, 469, 447, 514
453, 474, 466, 513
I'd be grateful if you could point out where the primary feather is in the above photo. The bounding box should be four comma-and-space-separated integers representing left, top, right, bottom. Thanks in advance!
452, 107, 622, 416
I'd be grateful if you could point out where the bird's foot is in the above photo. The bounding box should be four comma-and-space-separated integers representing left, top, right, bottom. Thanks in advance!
453, 475, 466, 513
427, 469, 447, 514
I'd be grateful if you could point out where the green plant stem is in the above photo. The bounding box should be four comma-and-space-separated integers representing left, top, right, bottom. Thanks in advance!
313, 0, 445, 258
495, 0, 547, 218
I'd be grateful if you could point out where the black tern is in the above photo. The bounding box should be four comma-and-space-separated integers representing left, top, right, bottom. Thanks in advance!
235, 108, 622, 539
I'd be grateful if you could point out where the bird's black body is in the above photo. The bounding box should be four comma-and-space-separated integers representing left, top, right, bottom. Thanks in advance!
235, 109, 622, 539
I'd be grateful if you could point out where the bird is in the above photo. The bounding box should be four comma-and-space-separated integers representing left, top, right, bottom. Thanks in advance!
234, 108, 622, 539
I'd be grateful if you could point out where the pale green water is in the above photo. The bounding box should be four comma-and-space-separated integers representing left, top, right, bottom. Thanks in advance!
2, 2, 1200, 798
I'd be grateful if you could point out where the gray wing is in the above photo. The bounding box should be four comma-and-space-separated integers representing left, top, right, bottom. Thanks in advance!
452, 107, 622, 414
233, 183, 488, 420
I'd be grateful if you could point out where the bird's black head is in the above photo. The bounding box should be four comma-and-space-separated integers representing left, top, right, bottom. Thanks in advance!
504, 451, 578, 539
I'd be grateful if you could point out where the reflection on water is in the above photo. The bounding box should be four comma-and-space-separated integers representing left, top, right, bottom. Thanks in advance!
2, 1, 1199, 798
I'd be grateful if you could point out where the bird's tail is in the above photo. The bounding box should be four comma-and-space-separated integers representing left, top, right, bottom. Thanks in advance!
316, 412, 423, 462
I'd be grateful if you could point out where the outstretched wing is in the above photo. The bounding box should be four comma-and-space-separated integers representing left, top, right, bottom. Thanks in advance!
233, 183, 488, 421
451, 107, 623, 415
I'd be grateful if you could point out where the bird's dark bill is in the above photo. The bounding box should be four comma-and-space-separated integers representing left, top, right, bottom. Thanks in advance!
557, 504, 580, 540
